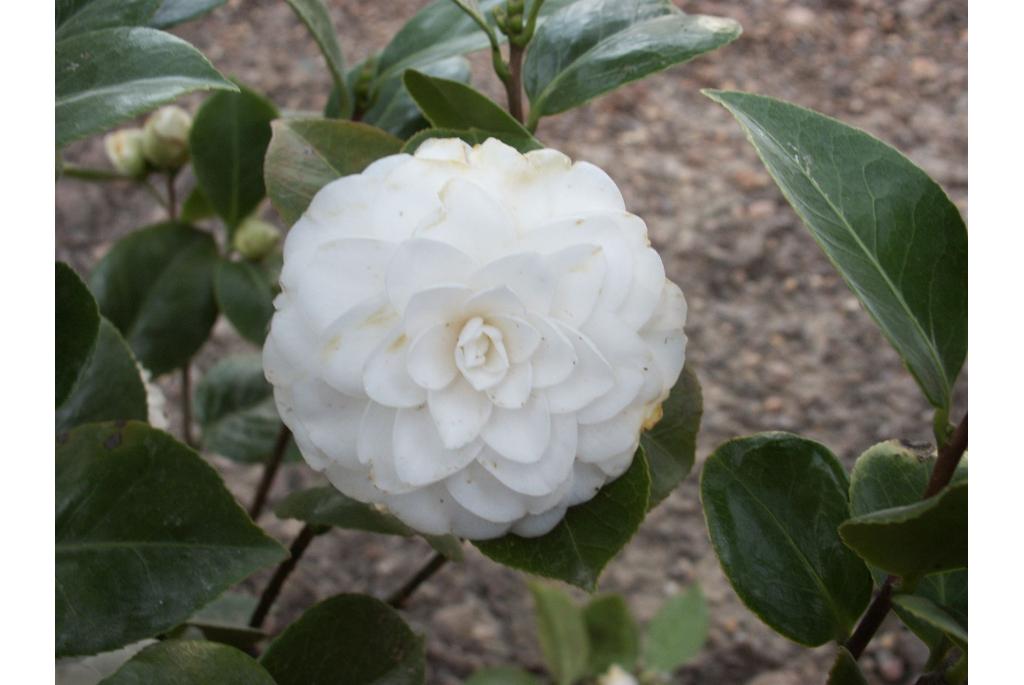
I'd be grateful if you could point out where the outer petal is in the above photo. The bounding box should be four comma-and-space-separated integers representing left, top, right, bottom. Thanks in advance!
428, 377, 493, 449
481, 394, 551, 464
511, 506, 567, 537
528, 316, 577, 389
445, 462, 526, 523
616, 247, 666, 330
543, 324, 615, 413
291, 379, 366, 469
480, 413, 577, 496
319, 296, 400, 398
415, 178, 516, 263
469, 252, 554, 313
385, 238, 476, 312
358, 402, 416, 494
393, 405, 481, 486
577, 407, 644, 463
544, 244, 605, 328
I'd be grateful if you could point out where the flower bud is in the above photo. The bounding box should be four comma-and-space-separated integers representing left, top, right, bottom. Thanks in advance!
104, 128, 147, 178
142, 106, 192, 170
598, 665, 639, 685
233, 216, 282, 260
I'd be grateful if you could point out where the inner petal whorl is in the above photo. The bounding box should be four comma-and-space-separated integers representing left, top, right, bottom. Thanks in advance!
455, 316, 509, 390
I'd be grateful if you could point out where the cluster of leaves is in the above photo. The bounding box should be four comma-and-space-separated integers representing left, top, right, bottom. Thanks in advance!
466, 583, 709, 685
698, 93, 968, 683
55, 0, 737, 682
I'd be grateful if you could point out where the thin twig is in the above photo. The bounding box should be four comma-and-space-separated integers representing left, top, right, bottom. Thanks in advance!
248, 425, 292, 520
843, 414, 968, 660
506, 43, 526, 124
181, 363, 194, 447
387, 552, 448, 608
249, 523, 319, 629
166, 172, 178, 221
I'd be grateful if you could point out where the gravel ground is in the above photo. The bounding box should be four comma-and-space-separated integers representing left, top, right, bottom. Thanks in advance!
55, 1, 967, 682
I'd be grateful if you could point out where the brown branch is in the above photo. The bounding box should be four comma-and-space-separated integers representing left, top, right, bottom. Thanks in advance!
249, 523, 319, 629
506, 44, 525, 124
248, 425, 291, 520
843, 413, 968, 660
166, 172, 177, 220
181, 363, 194, 447
387, 552, 448, 608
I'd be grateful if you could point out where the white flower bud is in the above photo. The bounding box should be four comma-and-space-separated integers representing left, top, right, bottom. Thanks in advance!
142, 106, 192, 169
234, 216, 282, 260
104, 128, 147, 178
263, 138, 688, 540
598, 665, 640, 685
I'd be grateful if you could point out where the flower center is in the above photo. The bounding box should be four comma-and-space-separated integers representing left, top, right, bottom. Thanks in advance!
454, 316, 509, 390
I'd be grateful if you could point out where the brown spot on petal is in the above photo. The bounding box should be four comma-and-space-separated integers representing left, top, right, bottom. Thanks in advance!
387, 333, 409, 352
642, 402, 664, 431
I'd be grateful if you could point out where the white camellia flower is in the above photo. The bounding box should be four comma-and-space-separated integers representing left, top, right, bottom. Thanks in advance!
264, 137, 687, 540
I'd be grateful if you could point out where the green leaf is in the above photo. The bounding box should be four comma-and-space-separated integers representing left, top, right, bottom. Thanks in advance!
184, 593, 266, 650
102, 640, 275, 684
215, 259, 274, 344
642, 585, 708, 673
840, 481, 967, 581
56, 0, 160, 41
403, 70, 537, 146
56, 319, 149, 434
374, 0, 574, 83
264, 118, 402, 226
180, 185, 216, 222
150, 0, 226, 28
285, 0, 349, 117
89, 222, 219, 376
363, 56, 470, 139
190, 83, 278, 229
274, 486, 464, 560
56, 422, 286, 657
193, 354, 297, 464
56, 262, 100, 407
528, 583, 590, 685
475, 449, 651, 591
891, 594, 967, 649
402, 126, 542, 155
641, 365, 702, 508
700, 432, 871, 646
56, 27, 236, 147
826, 647, 868, 685
260, 594, 425, 685
583, 594, 638, 675
525, 0, 740, 126
704, 90, 967, 411
847, 442, 967, 647
465, 667, 544, 685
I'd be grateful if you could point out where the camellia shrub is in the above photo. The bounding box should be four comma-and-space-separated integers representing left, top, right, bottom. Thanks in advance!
55, 1, 966, 684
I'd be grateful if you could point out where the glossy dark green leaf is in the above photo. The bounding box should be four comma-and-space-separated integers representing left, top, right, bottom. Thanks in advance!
56, 262, 100, 407
403, 70, 536, 144
402, 126, 542, 155
642, 365, 702, 508
150, 0, 226, 28
56, 27, 236, 147
215, 259, 274, 344
194, 354, 298, 464
847, 441, 967, 648
476, 450, 650, 591
826, 647, 868, 685
89, 222, 219, 376
583, 594, 638, 675
705, 90, 967, 411
264, 118, 402, 226
56, 422, 286, 656
260, 594, 425, 685
275, 486, 464, 560
56, 320, 149, 434
103, 640, 275, 684
184, 593, 266, 650
642, 585, 708, 673
528, 583, 589, 685
190, 84, 278, 229
891, 594, 967, 649
56, 0, 159, 40
363, 56, 470, 139
285, 0, 349, 117
374, 0, 574, 83
180, 185, 216, 222
525, 0, 740, 126
701, 432, 871, 646
465, 667, 544, 685
840, 481, 967, 580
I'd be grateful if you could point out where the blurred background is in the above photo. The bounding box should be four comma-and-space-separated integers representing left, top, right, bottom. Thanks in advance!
55, 1, 967, 682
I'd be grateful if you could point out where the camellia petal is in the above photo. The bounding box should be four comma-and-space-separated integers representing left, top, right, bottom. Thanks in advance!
264, 137, 688, 539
